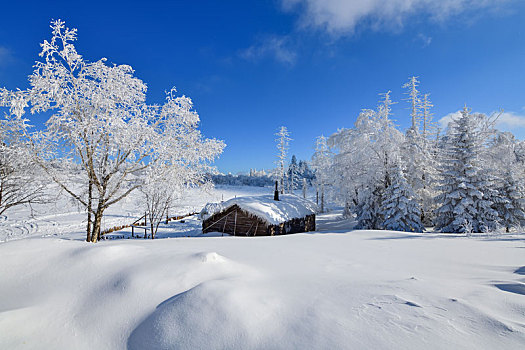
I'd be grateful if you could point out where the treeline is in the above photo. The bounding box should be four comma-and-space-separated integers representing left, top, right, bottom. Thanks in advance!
211, 155, 315, 188
210, 173, 274, 187
313, 77, 525, 233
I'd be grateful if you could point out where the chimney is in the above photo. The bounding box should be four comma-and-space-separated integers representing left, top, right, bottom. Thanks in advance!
274, 181, 279, 201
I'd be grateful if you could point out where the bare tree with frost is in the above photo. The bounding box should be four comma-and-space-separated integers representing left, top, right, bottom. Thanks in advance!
0, 20, 224, 242
329, 91, 403, 228
275, 126, 291, 194
403, 76, 421, 130
421, 93, 436, 139
140, 108, 222, 240
0, 112, 46, 215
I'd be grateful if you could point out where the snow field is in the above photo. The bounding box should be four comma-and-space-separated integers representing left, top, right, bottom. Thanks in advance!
0, 185, 272, 242
1, 226, 524, 349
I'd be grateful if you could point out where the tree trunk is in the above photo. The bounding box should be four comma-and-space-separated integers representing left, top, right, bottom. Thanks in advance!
90, 206, 104, 243
321, 184, 324, 213
86, 180, 93, 242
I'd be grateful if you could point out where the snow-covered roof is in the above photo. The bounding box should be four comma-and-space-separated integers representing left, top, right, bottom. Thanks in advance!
200, 194, 317, 225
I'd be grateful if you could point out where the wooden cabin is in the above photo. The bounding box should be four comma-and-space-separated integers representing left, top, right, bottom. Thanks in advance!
201, 194, 317, 236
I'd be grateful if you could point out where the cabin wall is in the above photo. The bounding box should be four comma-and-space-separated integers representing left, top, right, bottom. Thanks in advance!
203, 206, 316, 237
203, 205, 268, 236
267, 214, 316, 235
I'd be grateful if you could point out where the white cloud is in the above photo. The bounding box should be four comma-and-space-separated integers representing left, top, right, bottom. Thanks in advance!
438, 110, 461, 129
281, 0, 510, 35
494, 111, 525, 128
438, 110, 525, 131
416, 33, 432, 47
240, 36, 297, 66
0, 46, 13, 66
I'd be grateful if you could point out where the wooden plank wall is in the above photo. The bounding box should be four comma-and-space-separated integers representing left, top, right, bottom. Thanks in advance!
203, 205, 268, 236
203, 205, 316, 236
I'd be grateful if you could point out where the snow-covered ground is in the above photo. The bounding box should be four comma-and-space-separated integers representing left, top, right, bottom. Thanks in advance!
0, 185, 524, 349
0, 184, 272, 242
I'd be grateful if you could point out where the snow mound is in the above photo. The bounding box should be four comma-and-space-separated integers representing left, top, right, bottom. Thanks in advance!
194, 251, 226, 263
200, 194, 317, 225
127, 279, 283, 350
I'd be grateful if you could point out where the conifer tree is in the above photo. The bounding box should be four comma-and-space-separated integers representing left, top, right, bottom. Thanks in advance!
382, 160, 424, 232
494, 170, 525, 232
287, 155, 301, 192
312, 135, 332, 213
435, 107, 500, 233
355, 186, 384, 230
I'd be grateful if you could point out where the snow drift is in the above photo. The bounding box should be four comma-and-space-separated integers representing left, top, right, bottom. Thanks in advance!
1, 224, 524, 349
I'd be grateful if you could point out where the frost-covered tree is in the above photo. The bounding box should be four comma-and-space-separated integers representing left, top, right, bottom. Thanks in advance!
402, 128, 438, 226
287, 155, 301, 192
401, 78, 438, 226
421, 93, 436, 139
0, 20, 224, 242
0, 112, 46, 215
494, 170, 525, 232
354, 186, 384, 229
486, 132, 525, 232
403, 76, 421, 130
141, 160, 217, 239
311, 135, 332, 213
275, 126, 291, 194
329, 91, 403, 226
381, 160, 424, 232
298, 160, 314, 184
435, 107, 500, 233
402, 126, 437, 225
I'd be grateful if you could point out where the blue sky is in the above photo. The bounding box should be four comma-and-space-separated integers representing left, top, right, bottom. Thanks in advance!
0, 0, 524, 173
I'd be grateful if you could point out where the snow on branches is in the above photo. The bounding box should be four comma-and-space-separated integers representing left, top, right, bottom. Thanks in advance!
321, 76, 525, 234
0, 20, 224, 241
275, 126, 291, 194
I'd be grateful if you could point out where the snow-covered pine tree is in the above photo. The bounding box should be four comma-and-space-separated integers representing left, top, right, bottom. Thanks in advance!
275, 126, 291, 194
435, 106, 500, 233
298, 160, 314, 185
381, 159, 424, 232
355, 186, 384, 230
494, 170, 525, 232
401, 86, 437, 226
287, 155, 301, 192
311, 135, 332, 213
485, 131, 525, 232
